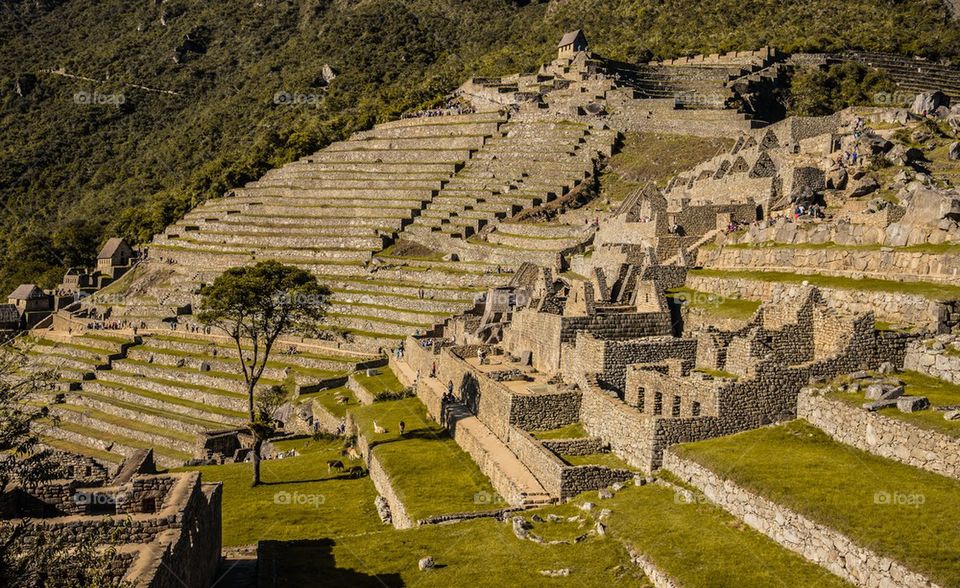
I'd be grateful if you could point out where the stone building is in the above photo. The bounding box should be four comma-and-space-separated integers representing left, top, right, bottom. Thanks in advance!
96, 237, 136, 278
557, 29, 588, 59
7, 284, 53, 329
1, 451, 222, 587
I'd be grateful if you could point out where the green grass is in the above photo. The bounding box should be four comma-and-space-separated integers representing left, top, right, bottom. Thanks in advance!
600, 483, 850, 587
531, 422, 588, 440
667, 287, 761, 321
724, 240, 960, 255
353, 367, 406, 399
560, 452, 635, 470
689, 269, 960, 301
673, 420, 960, 586
306, 386, 358, 420
693, 368, 739, 380
40, 436, 124, 464
176, 436, 377, 546
350, 397, 497, 521
55, 403, 196, 443
608, 132, 735, 189
827, 371, 960, 438
92, 380, 247, 420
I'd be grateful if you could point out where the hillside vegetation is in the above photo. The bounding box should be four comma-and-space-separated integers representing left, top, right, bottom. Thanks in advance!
1, 0, 958, 293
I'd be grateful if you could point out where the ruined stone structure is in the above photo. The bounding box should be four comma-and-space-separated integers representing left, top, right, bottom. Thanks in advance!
1, 458, 222, 587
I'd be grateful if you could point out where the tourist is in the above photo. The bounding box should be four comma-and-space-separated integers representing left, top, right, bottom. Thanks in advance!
431, 361, 437, 378
398, 421, 406, 436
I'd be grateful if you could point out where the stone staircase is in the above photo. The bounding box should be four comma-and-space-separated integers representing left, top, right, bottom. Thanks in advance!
418, 375, 553, 507
405, 120, 615, 241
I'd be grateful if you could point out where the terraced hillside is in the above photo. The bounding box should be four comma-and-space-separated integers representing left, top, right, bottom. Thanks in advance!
84, 112, 618, 346
19, 331, 374, 468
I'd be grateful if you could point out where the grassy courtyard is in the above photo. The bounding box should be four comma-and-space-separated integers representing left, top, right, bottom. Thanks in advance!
827, 371, 960, 438
673, 420, 960, 586
350, 397, 498, 521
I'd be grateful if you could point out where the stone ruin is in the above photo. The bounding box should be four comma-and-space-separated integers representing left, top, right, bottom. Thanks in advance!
1, 449, 222, 587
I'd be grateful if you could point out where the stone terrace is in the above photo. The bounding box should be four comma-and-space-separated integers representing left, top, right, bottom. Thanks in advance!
25, 330, 374, 469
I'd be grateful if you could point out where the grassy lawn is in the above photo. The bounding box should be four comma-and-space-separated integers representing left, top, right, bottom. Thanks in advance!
667, 287, 761, 321
827, 371, 960, 438
689, 268, 960, 301
177, 436, 377, 547
353, 367, 406, 399
560, 452, 635, 470
609, 133, 734, 188
304, 386, 358, 420
350, 398, 496, 521
531, 422, 588, 440
264, 511, 646, 587
673, 420, 960, 587
599, 483, 850, 588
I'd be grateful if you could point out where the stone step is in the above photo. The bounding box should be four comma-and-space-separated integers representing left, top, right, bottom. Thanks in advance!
82, 380, 248, 427
50, 403, 197, 454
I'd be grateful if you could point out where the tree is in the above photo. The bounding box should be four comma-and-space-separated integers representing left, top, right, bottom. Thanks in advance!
197, 261, 330, 486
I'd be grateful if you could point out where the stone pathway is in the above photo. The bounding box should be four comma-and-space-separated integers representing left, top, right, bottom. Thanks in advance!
420, 375, 552, 506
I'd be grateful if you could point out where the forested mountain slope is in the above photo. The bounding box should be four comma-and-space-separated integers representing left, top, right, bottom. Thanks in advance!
0, 0, 957, 293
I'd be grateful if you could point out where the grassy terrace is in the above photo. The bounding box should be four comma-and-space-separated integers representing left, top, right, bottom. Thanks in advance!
177, 436, 376, 546
80, 390, 228, 430
353, 367, 406, 399
52, 421, 192, 462
722, 241, 960, 255
257, 477, 848, 587
827, 371, 960, 437
40, 436, 124, 464
600, 482, 849, 588
667, 287, 761, 321
689, 268, 960, 301
350, 397, 496, 521
90, 380, 247, 420
560, 452, 634, 470
673, 421, 960, 587
54, 403, 196, 443
531, 422, 588, 440
145, 333, 363, 365
303, 386, 358, 420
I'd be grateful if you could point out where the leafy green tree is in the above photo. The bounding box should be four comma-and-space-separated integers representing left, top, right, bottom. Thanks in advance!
197, 261, 330, 486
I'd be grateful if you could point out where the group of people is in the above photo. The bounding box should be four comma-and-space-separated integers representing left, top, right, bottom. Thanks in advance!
793, 204, 825, 219
402, 103, 474, 120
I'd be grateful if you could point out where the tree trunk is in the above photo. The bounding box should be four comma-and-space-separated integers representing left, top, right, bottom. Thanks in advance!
248, 380, 260, 487
251, 437, 263, 487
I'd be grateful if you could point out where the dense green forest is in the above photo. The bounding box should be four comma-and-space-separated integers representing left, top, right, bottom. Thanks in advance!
1, 0, 958, 293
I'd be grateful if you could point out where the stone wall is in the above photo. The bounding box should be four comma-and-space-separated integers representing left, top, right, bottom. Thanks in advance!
903, 337, 960, 383
798, 390, 960, 480
541, 437, 606, 456
664, 451, 937, 588
565, 333, 698, 395
698, 244, 960, 288
688, 274, 949, 332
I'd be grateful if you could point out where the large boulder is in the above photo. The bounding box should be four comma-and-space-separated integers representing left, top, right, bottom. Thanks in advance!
950, 142, 960, 161
826, 166, 848, 190
858, 132, 893, 155
849, 175, 880, 198
886, 144, 925, 166
911, 90, 950, 116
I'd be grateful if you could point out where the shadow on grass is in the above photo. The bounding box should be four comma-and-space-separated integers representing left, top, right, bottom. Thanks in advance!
365, 428, 449, 451
259, 539, 403, 587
